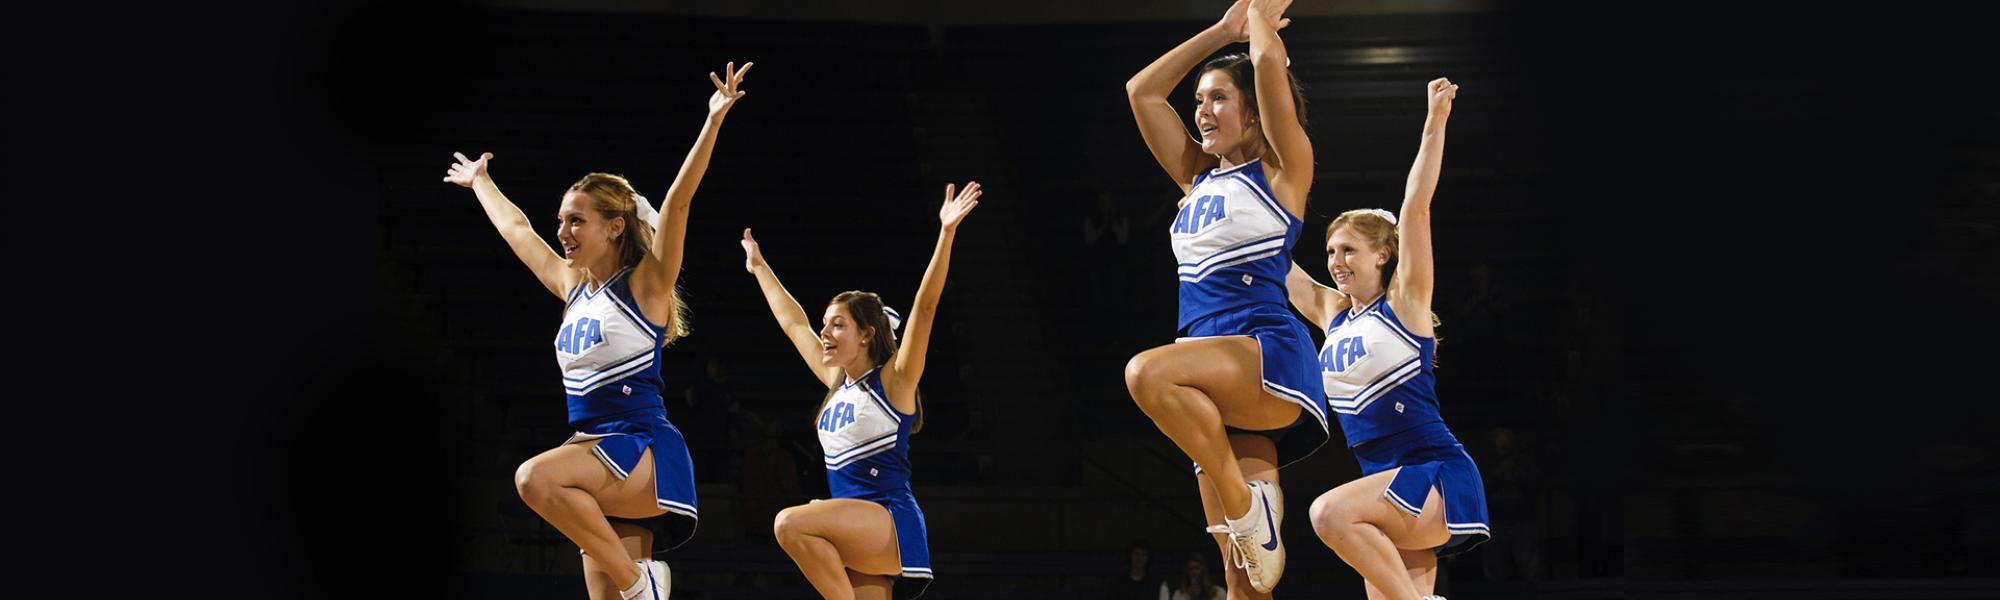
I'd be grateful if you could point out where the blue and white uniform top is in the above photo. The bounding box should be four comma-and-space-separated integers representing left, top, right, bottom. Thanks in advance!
1321, 294, 1443, 447
817, 368, 916, 500
815, 368, 935, 588
1171, 159, 1302, 330
555, 266, 668, 426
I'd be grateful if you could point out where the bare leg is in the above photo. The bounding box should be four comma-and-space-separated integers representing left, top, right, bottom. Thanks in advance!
584, 523, 655, 600
516, 440, 666, 592
1309, 470, 1450, 600
1361, 550, 1439, 599
849, 571, 894, 600
1128, 337, 1301, 518
1198, 434, 1279, 600
772, 499, 902, 600
1403, 548, 1438, 597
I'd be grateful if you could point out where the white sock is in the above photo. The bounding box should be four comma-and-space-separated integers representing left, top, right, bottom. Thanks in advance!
1225, 483, 1263, 528
619, 565, 650, 600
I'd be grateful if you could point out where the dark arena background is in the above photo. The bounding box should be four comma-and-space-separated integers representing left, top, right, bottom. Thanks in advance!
56, 0, 1996, 598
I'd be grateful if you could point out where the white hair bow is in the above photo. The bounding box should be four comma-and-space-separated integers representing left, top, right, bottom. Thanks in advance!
634, 193, 660, 226
1365, 208, 1398, 226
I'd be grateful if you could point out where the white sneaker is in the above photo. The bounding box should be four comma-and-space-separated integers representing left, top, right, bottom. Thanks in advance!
643, 560, 671, 600
619, 560, 671, 600
1207, 480, 1286, 592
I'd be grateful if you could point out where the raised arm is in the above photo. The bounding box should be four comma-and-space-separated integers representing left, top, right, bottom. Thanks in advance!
444, 152, 576, 301
631, 62, 753, 326
1286, 259, 1349, 331
1390, 78, 1456, 337
1127, 2, 1255, 191
1246, 0, 1311, 213
741, 228, 840, 388
886, 182, 983, 411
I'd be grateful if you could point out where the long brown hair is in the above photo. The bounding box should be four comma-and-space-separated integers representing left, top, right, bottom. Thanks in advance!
568, 172, 689, 343
1198, 52, 1309, 166
817, 291, 924, 433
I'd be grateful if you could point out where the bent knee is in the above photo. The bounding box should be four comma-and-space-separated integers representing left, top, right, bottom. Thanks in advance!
1309, 492, 1362, 532
513, 460, 545, 500
1123, 353, 1159, 395
772, 505, 810, 542
1126, 351, 1192, 402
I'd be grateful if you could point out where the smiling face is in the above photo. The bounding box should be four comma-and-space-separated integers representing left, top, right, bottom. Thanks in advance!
1194, 69, 1260, 159
560, 173, 651, 278
554, 191, 625, 271
1326, 223, 1391, 298
818, 302, 873, 371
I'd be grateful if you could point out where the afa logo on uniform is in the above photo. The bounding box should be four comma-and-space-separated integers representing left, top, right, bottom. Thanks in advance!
1321, 335, 1368, 373
819, 400, 858, 432
1171, 195, 1229, 235
556, 317, 604, 354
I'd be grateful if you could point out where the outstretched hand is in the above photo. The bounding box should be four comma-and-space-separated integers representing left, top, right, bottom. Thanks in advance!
1245, 0, 1294, 36
1219, 0, 1290, 42
740, 228, 767, 273
443, 151, 493, 188
939, 181, 982, 232
708, 61, 753, 117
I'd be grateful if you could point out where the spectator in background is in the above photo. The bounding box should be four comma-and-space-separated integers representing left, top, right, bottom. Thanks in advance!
1085, 190, 1133, 248
681, 356, 738, 481
737, 414, 802, 545
1440, 261, 1506, 385
1084, 190, 1137, 334
1481, 425, 1544, 581
1159, 553, 1224, 600
1105, 539, 1160, 600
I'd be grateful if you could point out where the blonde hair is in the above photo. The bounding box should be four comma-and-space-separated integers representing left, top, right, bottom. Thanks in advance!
568, 172, 690, 343
1328, 209, 1441, 353
1328, 209, 1399, 290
